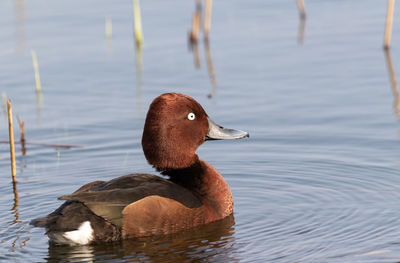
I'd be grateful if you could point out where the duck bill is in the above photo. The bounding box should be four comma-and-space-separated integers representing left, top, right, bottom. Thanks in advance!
206, 118, 249, 141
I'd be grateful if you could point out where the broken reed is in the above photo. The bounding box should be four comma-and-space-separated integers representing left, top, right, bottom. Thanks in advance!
384, 0, 395, 49
7, 100, 16, 183
133, 0, 143, 46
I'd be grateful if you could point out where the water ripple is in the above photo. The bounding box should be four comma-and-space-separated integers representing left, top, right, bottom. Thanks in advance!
228, 159, 400, 262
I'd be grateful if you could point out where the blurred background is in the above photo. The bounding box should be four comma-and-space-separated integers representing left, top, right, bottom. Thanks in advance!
1, 0, 400, 262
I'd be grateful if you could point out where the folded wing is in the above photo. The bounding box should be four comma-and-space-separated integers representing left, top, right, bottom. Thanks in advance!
58, 174, 202, 226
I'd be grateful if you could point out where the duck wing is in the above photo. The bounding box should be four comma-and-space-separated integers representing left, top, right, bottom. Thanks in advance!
58, 174, 202, 227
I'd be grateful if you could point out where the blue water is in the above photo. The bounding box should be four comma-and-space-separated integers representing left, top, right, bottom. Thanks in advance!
1, 0, 400, 262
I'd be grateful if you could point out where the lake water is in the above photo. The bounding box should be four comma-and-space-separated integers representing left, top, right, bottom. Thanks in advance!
1, 0, 400, 262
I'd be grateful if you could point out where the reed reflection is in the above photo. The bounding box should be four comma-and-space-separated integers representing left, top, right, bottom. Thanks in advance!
384, 49, 399, 121
11, 181, 20, 223
105, 17, 113, 52
2, 93, 7, 119
36, 91, 42, 126
14, 0, 26, 54
204, 39, 217, 92
188, 0, 217, 98
190, 42, 201, 69
9, 181, 30, 250
135, 44, 143, 115
17, 116, 26, 155
188, 39, 218, 98
297, 16, 306, 45
46, 215, 237, 263
31, 50, 42, 126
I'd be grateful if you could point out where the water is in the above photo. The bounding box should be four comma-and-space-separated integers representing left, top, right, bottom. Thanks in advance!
1, 0, 400, 262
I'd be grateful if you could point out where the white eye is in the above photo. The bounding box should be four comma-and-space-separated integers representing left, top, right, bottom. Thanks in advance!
187, 112, 196, 120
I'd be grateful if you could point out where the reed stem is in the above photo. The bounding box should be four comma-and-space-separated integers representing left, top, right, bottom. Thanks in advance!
7, 100, 16, 183
204, 0, 212, 40
190, 12, 200, 43
296, 0, 306, 19
133, 0, 143, 46
384, 0, 395, 49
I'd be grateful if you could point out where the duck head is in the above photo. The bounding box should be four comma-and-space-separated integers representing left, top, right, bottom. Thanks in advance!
142, 93, 249, 171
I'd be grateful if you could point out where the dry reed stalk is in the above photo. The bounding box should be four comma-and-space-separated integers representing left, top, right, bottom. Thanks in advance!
384, 0, 395, 49
204, 0, 212, 40
296, 0, 306, 19
7, 100, 16, 183
190, 12, 200, 43
31, 50, 41, 93
133, 0, 143, 46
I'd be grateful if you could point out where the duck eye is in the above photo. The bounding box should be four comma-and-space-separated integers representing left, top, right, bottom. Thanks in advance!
187, 112, 196, 120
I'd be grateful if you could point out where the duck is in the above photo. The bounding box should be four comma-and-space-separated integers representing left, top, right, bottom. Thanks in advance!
31, 93, 249, 245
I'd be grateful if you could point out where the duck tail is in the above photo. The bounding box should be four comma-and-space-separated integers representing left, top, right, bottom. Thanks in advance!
31, 201, 122, 244
30, 216, 49, 228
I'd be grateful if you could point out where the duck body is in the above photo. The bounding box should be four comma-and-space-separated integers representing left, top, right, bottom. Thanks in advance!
31, 93, 248, 245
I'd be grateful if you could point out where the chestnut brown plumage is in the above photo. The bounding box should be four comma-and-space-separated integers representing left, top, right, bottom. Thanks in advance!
31, 93, 248, 244
142, 93, 209, 171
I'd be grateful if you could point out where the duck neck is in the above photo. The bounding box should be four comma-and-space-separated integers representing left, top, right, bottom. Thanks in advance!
162, 157, 233, 218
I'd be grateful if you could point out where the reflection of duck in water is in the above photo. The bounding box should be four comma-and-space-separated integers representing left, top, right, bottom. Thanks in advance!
31, 93, 248, 245
47, 215, 236, 262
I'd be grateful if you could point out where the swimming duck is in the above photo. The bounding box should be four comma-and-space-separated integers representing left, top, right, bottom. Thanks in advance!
31, 93, 249, 245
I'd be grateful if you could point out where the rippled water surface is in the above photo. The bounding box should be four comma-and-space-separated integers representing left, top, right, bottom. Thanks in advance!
1, 0, 400, 262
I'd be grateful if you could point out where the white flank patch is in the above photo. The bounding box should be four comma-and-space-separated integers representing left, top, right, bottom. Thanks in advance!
63, 221, 94, 245
49, 221, 94, 245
